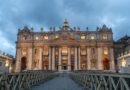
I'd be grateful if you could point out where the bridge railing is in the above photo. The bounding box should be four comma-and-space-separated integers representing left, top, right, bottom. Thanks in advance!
70, 70, 130, 90
0, 70, 57, 90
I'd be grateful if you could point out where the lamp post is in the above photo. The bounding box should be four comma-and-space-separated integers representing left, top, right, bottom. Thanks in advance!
121, 58, 126, 73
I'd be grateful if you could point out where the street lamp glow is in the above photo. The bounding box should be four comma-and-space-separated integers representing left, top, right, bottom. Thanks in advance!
5, 60, 9, 67
5, 63, 9, 67
121, 58, 126, 67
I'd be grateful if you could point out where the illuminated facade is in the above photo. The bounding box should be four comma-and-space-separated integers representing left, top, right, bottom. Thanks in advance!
15, 20, 115, 72
117, 49, 130, 73
116, 35, 130, 73
0, 51, 14, 73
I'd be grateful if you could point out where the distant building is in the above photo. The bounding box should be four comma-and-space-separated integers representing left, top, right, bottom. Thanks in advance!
115, 35, 130, 73
0, 51, 14, 73
15, 19, 115, 72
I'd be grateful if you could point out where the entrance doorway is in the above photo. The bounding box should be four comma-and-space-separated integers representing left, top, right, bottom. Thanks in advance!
103, 58, 110, 70
21, 57, 27, 71
62, 59, 68, 70
62, 65, 68, 70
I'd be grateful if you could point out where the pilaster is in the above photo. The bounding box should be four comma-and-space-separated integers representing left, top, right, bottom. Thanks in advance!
87, 47, 91, 70
78, 47, 81, 70
39, 48, 43, 70
68, 47, 71, 71
58, 47, 61, 71
74, 47, 78, 70
15, 48, 21, 72
52, 47, 55, 70
49, 47, 52, 70
97, 47, 103, 70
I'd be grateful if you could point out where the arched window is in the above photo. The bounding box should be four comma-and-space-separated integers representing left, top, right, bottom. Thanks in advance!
44, 35, 48, 40
81, 35, 86, 39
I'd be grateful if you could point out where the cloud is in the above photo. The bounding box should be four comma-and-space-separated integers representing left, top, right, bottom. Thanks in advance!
99, 16, 126, 27
0, 0, 130, 56
0, 31, 15, 56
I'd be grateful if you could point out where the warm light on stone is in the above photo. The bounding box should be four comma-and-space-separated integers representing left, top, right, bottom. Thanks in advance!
5, 60, 9, 67
15, 20, 115, 72
44, 35, 48, 40
121, 58, 126, 67
35, 36, 39, 40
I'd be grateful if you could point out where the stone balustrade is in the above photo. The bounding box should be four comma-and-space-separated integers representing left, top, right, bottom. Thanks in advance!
0, 70, 57, 90
70, 70, 130, 90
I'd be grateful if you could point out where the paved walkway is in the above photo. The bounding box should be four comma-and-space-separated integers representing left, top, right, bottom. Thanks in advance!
32, 73, 83, 90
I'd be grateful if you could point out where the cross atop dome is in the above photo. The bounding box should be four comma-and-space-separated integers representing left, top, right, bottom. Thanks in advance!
63, 19, 70, 30
63, 19, 69, 27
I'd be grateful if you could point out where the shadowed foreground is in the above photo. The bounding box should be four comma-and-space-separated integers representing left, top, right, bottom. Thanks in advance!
32, 73, 83, 90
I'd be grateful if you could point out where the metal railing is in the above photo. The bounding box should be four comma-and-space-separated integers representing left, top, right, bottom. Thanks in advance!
0, 70, 57, 90
70, 70, 130, 90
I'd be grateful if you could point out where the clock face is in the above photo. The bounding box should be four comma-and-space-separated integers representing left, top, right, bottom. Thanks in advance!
23, 35, 27, 40
103, 34, 108, 40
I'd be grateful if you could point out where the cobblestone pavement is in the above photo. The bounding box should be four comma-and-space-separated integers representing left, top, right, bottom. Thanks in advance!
32, 73, 83, 90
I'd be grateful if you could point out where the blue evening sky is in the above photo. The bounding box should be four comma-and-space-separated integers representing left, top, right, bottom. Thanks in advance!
0, 0, 130, 56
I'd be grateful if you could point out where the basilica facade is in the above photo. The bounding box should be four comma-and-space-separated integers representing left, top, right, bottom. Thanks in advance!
15, 20, 115, 72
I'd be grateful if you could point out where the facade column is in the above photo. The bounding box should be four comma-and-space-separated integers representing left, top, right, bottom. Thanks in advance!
52, 47, 55, 70
15, 48, 21, 72
32, 48, 35, 70
42, 48, 44, 70
78, 47, 81, 70
97, 47, 103, 70
28, 48, 32, 70
49, 47, 52, 70
39, 48, 42, 70
68, 47, 71, 71
95, 48, 98, 69
87, 47, 91, 70
110, 48, 115, 71
74, 47, 78, 70
58, 47, 62, 71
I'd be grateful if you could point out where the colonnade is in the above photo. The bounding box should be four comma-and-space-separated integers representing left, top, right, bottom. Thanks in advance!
15, 46, 115, 72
